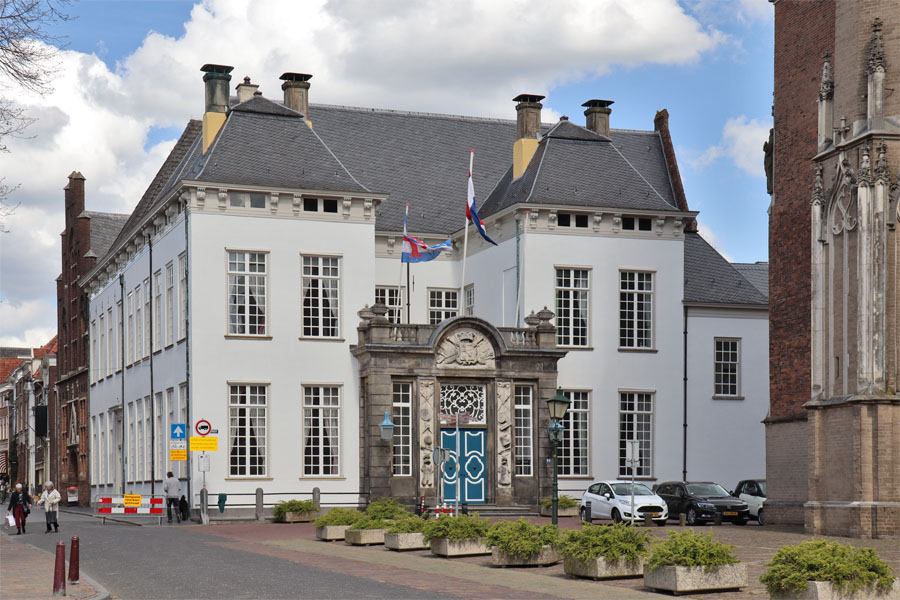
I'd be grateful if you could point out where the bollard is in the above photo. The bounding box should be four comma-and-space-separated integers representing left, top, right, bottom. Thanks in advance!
644, 513, 653, 527
679, 513, 687, 526
313, 487, 321, 512
255, 488, 264, 521
714, 512, 723, 526
461, 502, 469, 516
52, 541, 66, 596
67, 536, 80, 584
584, 501, 592, 523
200, 488, 209, 525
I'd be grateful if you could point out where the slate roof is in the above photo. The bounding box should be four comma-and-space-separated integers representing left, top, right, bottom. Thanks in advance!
83, 212, 129, 259
684, 232, 768, 306
481, 120, 679, 219
733, 263, 769, 298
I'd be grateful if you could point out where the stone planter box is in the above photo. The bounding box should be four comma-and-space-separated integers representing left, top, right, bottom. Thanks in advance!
491, 545, 560, 567
563, 556, 644, 580
643, 564, 747, 594
539, 506, 579, 518
430, 537, 490, 557
771, 580, 900, 600
316, 525, 351, 541
282, 511, 317, 523
384, 532, 428, 551
344, 528, 386, 546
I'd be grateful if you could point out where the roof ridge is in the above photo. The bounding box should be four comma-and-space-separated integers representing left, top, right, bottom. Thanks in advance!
610, 143, 670, 206
311, 102, 555, 127
85, 210, 129, 218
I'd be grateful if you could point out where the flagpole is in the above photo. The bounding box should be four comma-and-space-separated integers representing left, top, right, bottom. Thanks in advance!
460, 150, 474, 302
398, 204, 408, 325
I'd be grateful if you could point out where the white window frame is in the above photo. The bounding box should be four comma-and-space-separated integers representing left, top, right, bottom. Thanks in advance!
392, 381, 412, 476
127, 401, 135, 482
514, 385, 533, 476
301, 255, 341, 338
302, 384, 342, 477
178, 253, 187, 341
228, 383, 268, 477
555, 267, 590, 347
166, 388, 175, 475
375, 285, 404, 324
143, 279, 151, 357
99, 313, 107, 378
91, 320, 98, 384
107, 307, 114, 376
134, 285, 143, 361
428, 288, 458, 324
91, 416, 97, 485
714, 338, 741, 398
618, 390, 654, 479
154, 392, 164, 480
116, 301, 123, 371
227, 250, 268, 337
178, 383, 188, 478
464, 284, 475, 316
144, 395, 152, 481
558, 390, 590, 476
127, 292, 134, 365
153, 270, 162, 352
619, 270, 654, 349
165, 262, 174, 347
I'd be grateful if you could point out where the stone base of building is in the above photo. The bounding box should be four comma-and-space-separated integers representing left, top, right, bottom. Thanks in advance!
805, 501, 900, 539
764, 417, 809, 526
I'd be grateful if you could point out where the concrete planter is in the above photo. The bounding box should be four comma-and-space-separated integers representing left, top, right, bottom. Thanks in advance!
643, 564, 747, 594
384, 532, 428, 551
491, 545, 560, 567
316, 525, 351, 541
282, 511, 317, 523
563, 556, 644, 580
539, 506, 579, 518
771, 581, 900, 600
430, 537, 490, 557
344, 528, 386, 546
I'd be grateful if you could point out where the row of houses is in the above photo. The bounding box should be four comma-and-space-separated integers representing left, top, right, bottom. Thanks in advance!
14, 66, 770, 510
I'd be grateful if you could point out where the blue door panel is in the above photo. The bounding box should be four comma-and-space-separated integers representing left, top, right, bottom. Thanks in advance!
441, 429, 486, 504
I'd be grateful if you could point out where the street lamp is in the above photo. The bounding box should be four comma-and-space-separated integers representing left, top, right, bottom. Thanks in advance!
546, 389, 570, 525
379, 411, 396, 441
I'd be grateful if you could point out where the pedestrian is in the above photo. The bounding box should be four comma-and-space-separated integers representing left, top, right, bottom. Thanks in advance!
7, 483, 33, 534
163, 471, 180, 523
38, 481, 61, 533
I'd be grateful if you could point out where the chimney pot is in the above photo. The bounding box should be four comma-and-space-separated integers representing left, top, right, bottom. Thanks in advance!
512, 93, 545, 178
200, 64, 234, 114
583, 99, 613, 137
280, 72, 312, 118
235, 76, 259, 103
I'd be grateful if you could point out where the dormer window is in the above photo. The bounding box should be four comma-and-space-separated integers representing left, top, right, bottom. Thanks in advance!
557, 213, 589, 228
322, 199, 338, 213
229, 192, 267, 208
304, 198, 318, 212
621, 217, 652, 231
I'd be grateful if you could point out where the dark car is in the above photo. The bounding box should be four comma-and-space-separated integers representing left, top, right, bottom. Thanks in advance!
655, 481, 750, 525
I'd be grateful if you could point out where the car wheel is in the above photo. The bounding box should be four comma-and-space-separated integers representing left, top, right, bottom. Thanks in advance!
686, 508, 698, 526
580, 507, 592, 524
757, 509, 764, 526
735, 518, 749, 526
611, 508, 622, 524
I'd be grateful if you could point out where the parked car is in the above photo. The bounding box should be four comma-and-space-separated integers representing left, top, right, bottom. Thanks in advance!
733, 479, 766, 525
579, 480, 669, 526
655, 481, 750, 525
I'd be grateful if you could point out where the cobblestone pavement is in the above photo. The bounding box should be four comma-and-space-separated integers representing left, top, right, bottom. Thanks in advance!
1, 529, 105, 600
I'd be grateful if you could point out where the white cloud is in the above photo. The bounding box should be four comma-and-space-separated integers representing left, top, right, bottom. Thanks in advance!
698, 224, 734, 263
686, 0, 772, 26
691, 115, 770, 177
0, 0, 724, 344
0, 297, 57, 347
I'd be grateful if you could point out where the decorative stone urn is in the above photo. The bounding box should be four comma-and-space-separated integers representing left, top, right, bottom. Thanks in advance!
563, 556, 644, 580
491, 545, 560, 567
643, 564, 747, 594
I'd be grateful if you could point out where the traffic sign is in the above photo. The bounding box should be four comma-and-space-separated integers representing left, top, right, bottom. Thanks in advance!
171, 423, 186, 439
123, 494, 142, 507
169, 439, 186, 450
170, 449, 187, 461
195, 420, 211, 436
190, 436, 218, 451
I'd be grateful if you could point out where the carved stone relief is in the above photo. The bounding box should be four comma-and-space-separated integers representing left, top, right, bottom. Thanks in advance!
418, 379, 436, 489
435, 328, 495, 368
496, 381, 512, 488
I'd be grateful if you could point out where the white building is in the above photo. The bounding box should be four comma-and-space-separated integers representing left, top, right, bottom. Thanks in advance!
83, 66, 768, 511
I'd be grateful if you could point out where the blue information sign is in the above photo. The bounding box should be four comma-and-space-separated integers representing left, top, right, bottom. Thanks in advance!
170, 423, 186, 439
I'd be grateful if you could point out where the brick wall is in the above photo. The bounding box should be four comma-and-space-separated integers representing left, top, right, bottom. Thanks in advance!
764, 420, 808, 525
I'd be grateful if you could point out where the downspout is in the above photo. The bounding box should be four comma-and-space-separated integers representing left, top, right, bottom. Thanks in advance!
184, 196, 193, 510
149, 237, 155, 496
515, 214, 521, 327
118, 274, 126, 495
682, 305, 688, 482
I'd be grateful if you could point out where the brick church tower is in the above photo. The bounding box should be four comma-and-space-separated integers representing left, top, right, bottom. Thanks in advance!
768, 0, 900, 538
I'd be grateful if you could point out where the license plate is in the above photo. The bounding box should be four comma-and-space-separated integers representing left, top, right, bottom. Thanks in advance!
651, 513, 660, 517
724, 511, 738, 516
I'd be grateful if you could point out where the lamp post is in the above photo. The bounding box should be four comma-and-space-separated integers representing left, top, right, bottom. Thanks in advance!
546, 389, 570, 526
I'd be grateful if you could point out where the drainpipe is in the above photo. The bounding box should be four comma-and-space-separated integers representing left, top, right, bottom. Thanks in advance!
184, 195, 193, 511
119, 274, 126, 495
682, 305, 688, 482
149, 237, 156, 496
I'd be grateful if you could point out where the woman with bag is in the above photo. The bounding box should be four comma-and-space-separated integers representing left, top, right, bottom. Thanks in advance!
38, 481, 61, 533
7, 483, 33, 534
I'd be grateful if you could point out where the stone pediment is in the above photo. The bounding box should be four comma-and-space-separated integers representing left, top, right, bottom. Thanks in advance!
435, 327, 496, 369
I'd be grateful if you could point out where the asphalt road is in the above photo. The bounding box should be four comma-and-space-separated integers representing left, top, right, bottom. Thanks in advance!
18, 512, 454, 599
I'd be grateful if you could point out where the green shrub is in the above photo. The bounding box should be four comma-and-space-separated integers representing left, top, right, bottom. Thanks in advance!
273, 499, 318, 519
365, 498, 410, 520
314, 507, 361, 527
349, 515, 391, 531
760, 540, 895, 595
558, 523, 649, 564
539, 495, 578, 509
646, 531, 739, 572
484, 519, 559, 559
387, 515, 428, 534
422, 513, 491, 542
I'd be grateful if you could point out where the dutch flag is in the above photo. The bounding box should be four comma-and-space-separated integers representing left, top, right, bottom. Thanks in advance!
467, 171, 498, 246
402, 211, 452, 263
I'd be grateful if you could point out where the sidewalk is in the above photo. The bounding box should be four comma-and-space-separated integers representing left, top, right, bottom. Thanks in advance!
0, 530, 108, 600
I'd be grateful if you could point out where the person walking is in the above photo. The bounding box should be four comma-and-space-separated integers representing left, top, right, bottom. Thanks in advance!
163, 472, 181, 523
38, 481, 61, 533
7, 483, 33, 534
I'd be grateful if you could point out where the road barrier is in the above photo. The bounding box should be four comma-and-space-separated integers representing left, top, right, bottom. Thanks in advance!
95, 495, 165, 525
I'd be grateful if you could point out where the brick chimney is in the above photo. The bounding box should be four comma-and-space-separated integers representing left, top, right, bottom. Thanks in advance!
235, 76, 258, 103
200, 63, 233, 153
280, 72, 312, 123
583, 99, 613, 137
513, 94, 544, 178
64, 171, 85, 226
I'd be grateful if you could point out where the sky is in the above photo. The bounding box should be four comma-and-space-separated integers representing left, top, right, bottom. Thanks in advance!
0, 0, 774, 347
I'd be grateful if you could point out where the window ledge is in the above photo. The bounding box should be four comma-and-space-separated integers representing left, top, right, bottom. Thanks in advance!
558, 476, 594, 480
617, 347, 658, 353
224, 477, 274, 481
153, 349, 163, 355
177, 337, 187, 344
712, 395, 744, 401
558, 345, 594, 351
164, 343, 174, 350
298, 337, 345, 343
224, 334, 273, 340
298, 476, 345, 480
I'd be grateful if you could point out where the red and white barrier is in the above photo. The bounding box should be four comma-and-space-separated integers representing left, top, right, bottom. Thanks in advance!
95, 496, 165, 524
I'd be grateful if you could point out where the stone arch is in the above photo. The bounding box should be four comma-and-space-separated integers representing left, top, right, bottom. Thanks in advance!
429, 317, 506, 368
